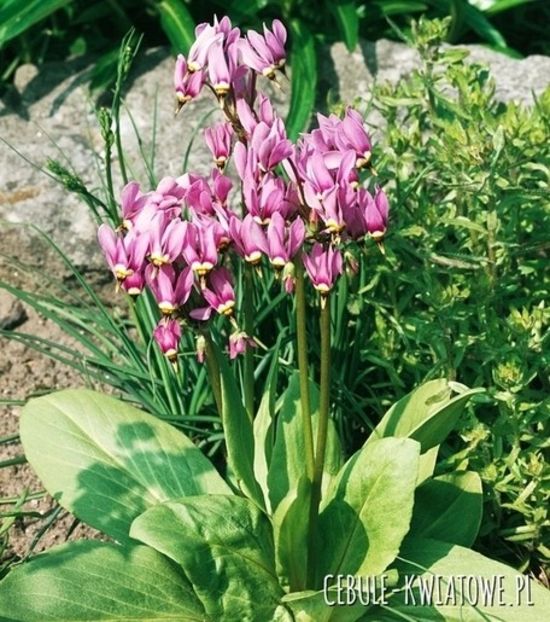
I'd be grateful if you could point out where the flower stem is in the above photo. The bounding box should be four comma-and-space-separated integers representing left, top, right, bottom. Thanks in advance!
243, 265, 255, 423
204, 333, 223, 418
295, 260, 315, 482
307, 293, 331, 587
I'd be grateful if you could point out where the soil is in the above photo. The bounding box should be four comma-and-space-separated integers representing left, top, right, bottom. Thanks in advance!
0, 227, 108, 567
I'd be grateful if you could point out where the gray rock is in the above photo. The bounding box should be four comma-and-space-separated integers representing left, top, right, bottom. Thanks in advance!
326, 39, 550, 106
0, 291, 27, 330
0, 40, 548, 268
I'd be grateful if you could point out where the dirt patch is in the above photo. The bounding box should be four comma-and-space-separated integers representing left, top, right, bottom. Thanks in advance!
0, 226, 108, 567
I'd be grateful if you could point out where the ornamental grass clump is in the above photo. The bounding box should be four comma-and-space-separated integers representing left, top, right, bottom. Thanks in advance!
1, 15, 549, 622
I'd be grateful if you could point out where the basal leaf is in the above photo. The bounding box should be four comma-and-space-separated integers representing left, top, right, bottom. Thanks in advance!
0, 0, 71, 48
267, 372, 342, 513
253, 339, 281, 510
286, 20, 317, 140
157, 0, 196, 54
216, 348, 265, 507
369, 379, 484, 452
367, 537, 550, 621
131, 495, 283, 621
408, 471, 483, 547
272, 476, 311, 592
0, 541, 206, 621
329, 0, 359, 52
317, 437, 420, 582
20, 389, 230, 544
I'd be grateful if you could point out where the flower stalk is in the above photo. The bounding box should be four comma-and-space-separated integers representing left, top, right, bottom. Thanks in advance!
307, 292, 331, 587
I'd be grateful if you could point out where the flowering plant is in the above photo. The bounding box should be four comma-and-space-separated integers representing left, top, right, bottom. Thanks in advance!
1, 15, 549, 622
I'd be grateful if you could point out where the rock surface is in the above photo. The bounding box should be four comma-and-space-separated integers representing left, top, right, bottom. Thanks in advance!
0, 290, 26, 330
0, 40, 548, 266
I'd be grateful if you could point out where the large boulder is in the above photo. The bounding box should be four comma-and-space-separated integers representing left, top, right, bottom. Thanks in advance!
0, 40, 548, 267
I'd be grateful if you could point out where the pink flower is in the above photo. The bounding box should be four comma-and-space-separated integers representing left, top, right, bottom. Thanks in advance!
120, 182, 149, 229
229, 214, 268, 264
335, 108, 372, 168
187, 25, 221, 72
174, 55, 205, 105
229, 331, 256, 359
239, 20, 287, 79
204, 122, 233, 169
243, 174, 289, 224
266, 213, 305, 267
303, 243, 343, 294
145, 264, 194, 315
207, 39, 239, 96
201, 267, 236, 316
364, 187, 389, 241
98, 225, 149, 283
250, 119, 292, 171
153, 318, 181, 361
148, 215, 187, 266
182, 222, 218, 275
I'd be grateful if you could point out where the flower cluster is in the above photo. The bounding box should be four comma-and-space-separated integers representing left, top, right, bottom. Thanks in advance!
99, 16, 389, 363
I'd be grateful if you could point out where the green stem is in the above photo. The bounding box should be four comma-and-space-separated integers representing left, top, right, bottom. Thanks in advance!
295, 260, 315, 482
204, 333, 223, 418
243, 265, 255, 422
307, 293, 331, 587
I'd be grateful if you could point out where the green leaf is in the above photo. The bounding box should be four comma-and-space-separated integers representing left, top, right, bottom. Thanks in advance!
373, 1, 427, 17
216, 349, 265, 507
485, 0, 536, 15
369, 379, 484, 452
462, 3, 508, 49
130, 495, 283, 621
286, 20, 317, 140
329, 0, 359, 52
408, 472, 483, 547
157, 0, 196, 54
317, 437, 420, 581
272, 476, 311, 592
0, 0, 72, 49
253, 340, 281, 509
0, 541, 206, 621
368, 537, 550, 621
20, 389, 230, 544
267, 373, 343, 512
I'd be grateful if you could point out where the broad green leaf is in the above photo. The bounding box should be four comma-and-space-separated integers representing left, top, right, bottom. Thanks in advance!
131, 495, 283, 621
253, 339, 281, 510
0, 541, 206, 621
286, 20, 317, 140
408, 472, 483, 547
20, 389, 230, 544
0, 0, 71, 48
330, 0, 359, 52
417, 445, 439, 485
157, 0, 196, 54
272, 476, 311, 591
216, 348, 265, 507
365, 537, 550, 621
369, 379, 484, 452
267, 373, 343, 512
317, 437, 420, 581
